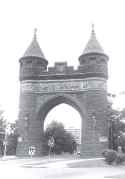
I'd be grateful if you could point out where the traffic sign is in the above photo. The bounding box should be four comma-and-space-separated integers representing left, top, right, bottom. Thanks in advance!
28, 146, 36, 157
48, 136, 55, 148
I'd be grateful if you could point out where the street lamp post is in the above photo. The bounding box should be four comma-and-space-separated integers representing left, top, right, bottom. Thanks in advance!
117, 135, 121, 151
108, 118, 113, 149
3, 123, 10, 157
3, 132, 7, 157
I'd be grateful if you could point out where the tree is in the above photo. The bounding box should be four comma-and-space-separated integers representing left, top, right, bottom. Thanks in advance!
6, 122, 19, 155
107, 105, 121, 151
0, 110, 6, 155
107, 106, 125, 152
117, 108, 125, 152
43, 121, 77, 155
0, 108, 19, 156
0, 119, 19, 156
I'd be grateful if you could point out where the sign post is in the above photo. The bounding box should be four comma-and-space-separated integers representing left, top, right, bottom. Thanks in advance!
28, 146, 36, 158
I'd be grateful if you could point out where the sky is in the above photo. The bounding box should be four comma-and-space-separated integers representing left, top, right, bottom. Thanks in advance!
0, 0, 125, 125
44, 104, 81, 130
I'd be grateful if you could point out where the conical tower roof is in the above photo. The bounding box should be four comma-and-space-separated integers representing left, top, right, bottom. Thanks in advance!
83, 25, 105, 55
23, 29, 45, 59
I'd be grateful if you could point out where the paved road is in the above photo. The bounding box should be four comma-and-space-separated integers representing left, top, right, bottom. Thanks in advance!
0, 157, 125, 179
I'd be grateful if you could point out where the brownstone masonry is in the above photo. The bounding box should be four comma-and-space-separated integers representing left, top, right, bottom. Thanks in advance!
16, 27, 109, 158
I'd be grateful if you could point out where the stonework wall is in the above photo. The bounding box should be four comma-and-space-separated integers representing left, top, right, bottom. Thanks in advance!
80, 90, 108, 157
17, 51, 109, 157
16, 82, 108, 157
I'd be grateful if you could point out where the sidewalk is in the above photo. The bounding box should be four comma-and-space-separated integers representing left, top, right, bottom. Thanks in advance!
0, 156, 125, 178
45, 158, 104, 168
22, 157, 104, 168
0, 156, 17, 161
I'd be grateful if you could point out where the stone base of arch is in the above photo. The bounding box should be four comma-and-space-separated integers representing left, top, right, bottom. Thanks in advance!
16, 91, 108, 158
16, 141, 108, 158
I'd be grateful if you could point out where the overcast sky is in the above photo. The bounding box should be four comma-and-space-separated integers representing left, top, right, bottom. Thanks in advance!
0, 0, 125, 125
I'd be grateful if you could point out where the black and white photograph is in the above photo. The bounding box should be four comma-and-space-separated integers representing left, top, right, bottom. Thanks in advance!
0, 0, 125, 178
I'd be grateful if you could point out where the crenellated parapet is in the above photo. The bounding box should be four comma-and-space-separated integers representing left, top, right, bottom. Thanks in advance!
48, 62, 74, 73
20, 57, 108, 81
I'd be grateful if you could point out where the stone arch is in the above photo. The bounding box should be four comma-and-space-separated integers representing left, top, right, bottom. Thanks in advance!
37, 94, 85, 123
35, 94, 87, 153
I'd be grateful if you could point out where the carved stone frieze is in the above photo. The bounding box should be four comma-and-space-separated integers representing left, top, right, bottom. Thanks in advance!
21, 78, 107, 93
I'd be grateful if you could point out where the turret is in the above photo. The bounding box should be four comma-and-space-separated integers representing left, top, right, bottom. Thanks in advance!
19, 29, 48, 81
78, 25, 108, 79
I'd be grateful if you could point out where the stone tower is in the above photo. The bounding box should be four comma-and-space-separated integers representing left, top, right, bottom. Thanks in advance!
16, 27, 109, 157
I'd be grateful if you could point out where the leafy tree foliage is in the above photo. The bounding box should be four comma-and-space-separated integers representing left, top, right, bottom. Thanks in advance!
107, 106, 125, 152
0, 110, 6, 155
6, 122, 18, 155
0, 115, 18, 156
117, 108, 125, 152
107, 105, 121, 151
43, 121, 77, 155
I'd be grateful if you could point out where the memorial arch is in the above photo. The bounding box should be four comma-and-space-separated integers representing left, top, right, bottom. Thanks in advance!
16, 27, 109, 157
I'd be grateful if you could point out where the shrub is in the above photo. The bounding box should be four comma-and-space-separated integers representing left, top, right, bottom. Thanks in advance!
115, 153, 125, 165
102, 149, 117, 164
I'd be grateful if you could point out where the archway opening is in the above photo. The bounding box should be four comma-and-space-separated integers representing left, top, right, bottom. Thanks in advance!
44, 103, 81, 128
44, 103, 81, 150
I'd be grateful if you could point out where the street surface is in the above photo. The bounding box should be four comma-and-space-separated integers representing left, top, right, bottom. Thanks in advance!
0, 156, 125, 179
